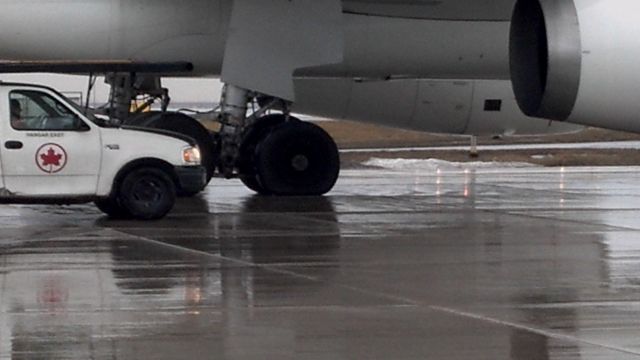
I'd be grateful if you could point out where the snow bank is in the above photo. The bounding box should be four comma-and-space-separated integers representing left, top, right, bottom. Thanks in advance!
362, 158, 537, 171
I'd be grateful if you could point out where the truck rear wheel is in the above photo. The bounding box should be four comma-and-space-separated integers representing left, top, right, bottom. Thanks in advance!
117, 167, 176, 220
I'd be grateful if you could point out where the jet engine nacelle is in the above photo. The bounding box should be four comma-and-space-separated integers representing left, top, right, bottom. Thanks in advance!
510, 0, 640, 133
293, 78, 581, 136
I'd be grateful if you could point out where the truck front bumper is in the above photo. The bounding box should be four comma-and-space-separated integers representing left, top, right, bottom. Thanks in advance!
175, 166, 207, 193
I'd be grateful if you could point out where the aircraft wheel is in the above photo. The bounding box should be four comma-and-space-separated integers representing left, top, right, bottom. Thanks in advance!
117, 167, 176, 220
255, 121, 340, 196
124, 111, 159, 127
239, 174, 268, 194
237, 114, 287, 194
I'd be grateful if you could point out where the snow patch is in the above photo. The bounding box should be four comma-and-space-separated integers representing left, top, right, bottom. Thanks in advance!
363, 158, 538, 171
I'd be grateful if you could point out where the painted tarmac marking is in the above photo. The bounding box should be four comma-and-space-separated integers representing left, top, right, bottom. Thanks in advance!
428, 305, 640, 356
112, 228, 640, 357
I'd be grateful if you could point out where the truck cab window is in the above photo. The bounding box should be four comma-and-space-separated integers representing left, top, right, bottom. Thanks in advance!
9, 90, 89, 131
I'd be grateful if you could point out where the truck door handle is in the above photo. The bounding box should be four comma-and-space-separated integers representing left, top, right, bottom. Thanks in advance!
5, 141, 23, 149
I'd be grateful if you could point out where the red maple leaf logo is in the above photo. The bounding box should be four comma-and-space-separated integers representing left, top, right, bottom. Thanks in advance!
40, 147, 62, 167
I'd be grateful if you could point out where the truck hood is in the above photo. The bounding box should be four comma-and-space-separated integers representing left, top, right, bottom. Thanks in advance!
98, 126, 196, 167
119, 125, 197, 147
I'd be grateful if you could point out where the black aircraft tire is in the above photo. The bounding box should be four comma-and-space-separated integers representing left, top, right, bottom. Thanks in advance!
255, 121, 340, 196
124, 111, 161, 127
118, 167, 176, 220
237, 114, 288, 195
239, 174, 265, 194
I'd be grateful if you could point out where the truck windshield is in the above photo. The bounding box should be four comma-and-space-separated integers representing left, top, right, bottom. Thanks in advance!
57, 93, 103, 125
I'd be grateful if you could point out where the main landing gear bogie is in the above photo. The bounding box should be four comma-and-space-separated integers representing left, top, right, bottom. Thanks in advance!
213, 84, 340, 197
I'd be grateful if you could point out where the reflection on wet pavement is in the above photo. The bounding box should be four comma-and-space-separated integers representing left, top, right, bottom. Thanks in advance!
2, 167, 640, 359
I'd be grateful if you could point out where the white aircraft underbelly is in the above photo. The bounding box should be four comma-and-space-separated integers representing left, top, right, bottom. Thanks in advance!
0, 0, 511, 81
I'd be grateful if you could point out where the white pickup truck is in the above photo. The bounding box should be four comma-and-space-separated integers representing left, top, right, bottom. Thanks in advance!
0, 82, 206, 219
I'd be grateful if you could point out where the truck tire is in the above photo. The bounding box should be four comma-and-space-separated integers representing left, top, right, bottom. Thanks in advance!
94, 197, 130, 219
117, 167, 176, 220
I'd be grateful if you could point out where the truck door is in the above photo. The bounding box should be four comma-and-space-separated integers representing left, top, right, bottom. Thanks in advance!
0, 88, 101, 197
0, 136, 4, 192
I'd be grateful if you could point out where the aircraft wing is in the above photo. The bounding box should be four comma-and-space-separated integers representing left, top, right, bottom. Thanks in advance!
222, 0, 515, 101
222, 0, 343, 101
0, 60, 193, 74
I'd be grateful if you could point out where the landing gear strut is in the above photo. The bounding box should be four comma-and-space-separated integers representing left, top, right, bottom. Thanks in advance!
215, 84, 340, 196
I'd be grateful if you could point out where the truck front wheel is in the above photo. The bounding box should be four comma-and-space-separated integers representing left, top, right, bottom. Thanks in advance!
117, 167, 176, 220
94, 197, 129, 219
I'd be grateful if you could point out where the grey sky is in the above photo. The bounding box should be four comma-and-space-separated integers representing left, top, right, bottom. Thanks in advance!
0, 73, 223, 104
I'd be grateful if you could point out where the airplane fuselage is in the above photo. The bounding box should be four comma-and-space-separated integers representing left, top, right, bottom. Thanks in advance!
0, 0, 511, 81
2, 0, 623, 198
0, 0, 584, 138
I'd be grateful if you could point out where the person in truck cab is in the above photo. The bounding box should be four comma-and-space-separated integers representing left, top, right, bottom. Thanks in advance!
10, 99, 26, 130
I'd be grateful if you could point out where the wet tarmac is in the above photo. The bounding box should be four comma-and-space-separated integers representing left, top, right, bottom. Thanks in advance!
2, 166, 640, 359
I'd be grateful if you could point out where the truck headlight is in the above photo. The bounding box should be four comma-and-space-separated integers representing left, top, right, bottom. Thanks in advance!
182, 147, 201, 165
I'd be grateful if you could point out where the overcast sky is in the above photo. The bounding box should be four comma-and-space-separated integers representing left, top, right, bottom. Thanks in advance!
0, 73, 223, 104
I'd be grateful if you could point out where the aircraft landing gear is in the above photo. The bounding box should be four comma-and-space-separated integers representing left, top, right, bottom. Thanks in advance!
236, 115, 339, 195
217, 85, 340, 196
100, 75, 340, 196
236, 114, 286, 194
254, 119, 339, 195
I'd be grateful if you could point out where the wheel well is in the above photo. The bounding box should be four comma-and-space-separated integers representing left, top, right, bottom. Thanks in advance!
111, 158, 177, 195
